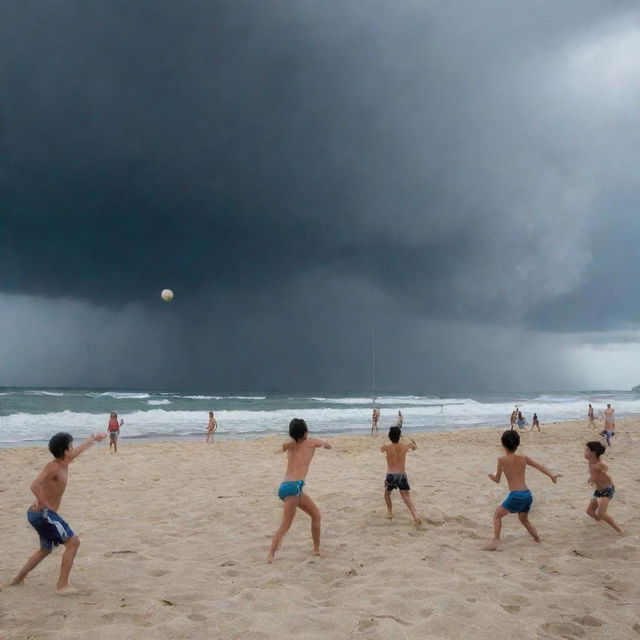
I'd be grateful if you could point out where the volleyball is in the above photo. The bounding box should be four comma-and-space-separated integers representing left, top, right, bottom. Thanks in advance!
161, 289, 174, 302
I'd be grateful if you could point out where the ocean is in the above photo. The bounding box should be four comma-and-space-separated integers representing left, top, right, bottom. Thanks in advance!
0, 387, 638, 447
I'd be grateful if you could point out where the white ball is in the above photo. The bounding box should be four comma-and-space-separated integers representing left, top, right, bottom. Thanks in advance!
161, 289, 174, 302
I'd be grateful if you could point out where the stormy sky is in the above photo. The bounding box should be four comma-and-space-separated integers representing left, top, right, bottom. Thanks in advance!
2, 1, 640, 391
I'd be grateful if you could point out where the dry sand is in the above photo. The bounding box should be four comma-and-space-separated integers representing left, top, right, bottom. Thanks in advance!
1, 420, 639, 639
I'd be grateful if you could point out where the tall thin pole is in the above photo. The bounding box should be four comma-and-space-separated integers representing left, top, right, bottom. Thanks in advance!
372, 328, 376, 410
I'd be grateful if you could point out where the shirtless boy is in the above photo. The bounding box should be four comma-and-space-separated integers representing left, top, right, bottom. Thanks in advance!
483, 430, 560, 551
267, 418, 331, 562
584, 441, 622, 533
10, 431, 107, 594
381, 426, 421, 524
206, 411, 217, 443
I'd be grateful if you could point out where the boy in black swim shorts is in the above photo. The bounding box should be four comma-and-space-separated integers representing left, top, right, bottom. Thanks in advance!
381, 427, 421, 525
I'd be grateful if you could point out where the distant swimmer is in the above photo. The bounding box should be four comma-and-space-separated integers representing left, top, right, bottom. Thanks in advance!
107, 412, 123, 453
206, 411, 217, 444
587, 404, 596, 429
530, 413, 541, 432
516, 411, 527, 430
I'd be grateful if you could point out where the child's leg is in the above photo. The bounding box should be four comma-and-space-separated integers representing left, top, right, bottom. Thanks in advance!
483, 506, 509, 550
384, 489, 393, 519
297, 493, 322, 555
10, 547, 51, 585
114, 436, 118, 453
517, 512, 540, 542
595, 497, 622, 533
399, 490, 421, 524
586, 498, 598, 520
267, 498, 298, 562
57, 535, 80, 592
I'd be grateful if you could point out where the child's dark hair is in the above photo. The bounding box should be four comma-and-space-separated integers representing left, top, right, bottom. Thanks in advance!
388, 426, 401, 443
49, 432, 73, 459
586, 441, 605, 458
289, 418, 308, 442
501, 430, 520, 452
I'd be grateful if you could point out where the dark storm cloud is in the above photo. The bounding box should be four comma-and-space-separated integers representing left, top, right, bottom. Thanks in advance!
1, 1, 640, 390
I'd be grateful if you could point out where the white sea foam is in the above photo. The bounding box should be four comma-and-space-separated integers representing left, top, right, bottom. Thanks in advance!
24, 390, 64, 396
92, 392, 151, 399
147, 399, 172, 405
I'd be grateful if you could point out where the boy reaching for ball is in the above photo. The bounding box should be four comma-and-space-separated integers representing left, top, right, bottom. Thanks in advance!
482, 430, 560, 551
584, 441, 622, 533
380, 427, 422, 524
10, 431, 106, 594
267, 418, 331, 562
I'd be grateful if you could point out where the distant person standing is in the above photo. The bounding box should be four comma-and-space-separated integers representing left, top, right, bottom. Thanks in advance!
604, 404, 615, 429
371, 408, 379, 436
206, 411, 218, 443
509, 408, 517, 430
587, 404, 596, 429
530, 413, 541, 432
395, 411, 404, 429
516, 411, 527, 430
108, 412, 123, 453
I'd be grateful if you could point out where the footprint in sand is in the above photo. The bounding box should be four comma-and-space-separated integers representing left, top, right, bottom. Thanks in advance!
148, 569, 171, 577
572, 615, 603, 628
541, 621, 586, 638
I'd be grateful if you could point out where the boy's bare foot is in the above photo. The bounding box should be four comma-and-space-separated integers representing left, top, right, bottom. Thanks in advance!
386, 513, 393, 520
312, 549, 327, 558
9, 578, 23, 587
413, 518, 423, 526
482, 539, 499, 551
533, 535, 541, 543
266, 553, 275, 564
56, 586, 80, 596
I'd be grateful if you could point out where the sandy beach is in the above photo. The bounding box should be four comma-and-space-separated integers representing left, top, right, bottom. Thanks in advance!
1, 420, 638, 640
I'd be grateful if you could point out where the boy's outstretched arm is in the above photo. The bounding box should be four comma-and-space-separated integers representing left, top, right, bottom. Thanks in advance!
69, 432, 107, 461
488, 460, 502, 483
309, 438, 331, 449
402, 436, 417, 450
525, 456, 561, 483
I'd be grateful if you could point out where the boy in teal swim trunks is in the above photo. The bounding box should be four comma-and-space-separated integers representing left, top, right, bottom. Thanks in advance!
483, 430, 560, 551
267, 418, 331, 563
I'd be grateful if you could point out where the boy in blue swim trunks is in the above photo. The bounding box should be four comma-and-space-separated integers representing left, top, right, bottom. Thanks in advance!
584, 441, 621, 533
10, 431, 107, 594
483, 430, 560, 551
267, 418, 331, 563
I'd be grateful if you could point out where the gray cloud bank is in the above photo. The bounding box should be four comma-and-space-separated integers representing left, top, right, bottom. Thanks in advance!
1, 1, 639, 389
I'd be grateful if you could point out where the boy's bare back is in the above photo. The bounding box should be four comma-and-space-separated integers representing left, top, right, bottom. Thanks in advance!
283, 437, 330, 481
381, 441, 414, 474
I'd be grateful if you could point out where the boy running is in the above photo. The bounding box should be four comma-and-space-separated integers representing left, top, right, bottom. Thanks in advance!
483, 430, 560, 550
267, 418, 331, 562
10, 431, 107, 594
381, 426, 421, 524
584, 441, 622, 533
